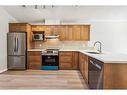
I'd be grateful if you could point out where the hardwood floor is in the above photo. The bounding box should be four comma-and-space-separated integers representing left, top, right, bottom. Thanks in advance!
0, 70, 88, 89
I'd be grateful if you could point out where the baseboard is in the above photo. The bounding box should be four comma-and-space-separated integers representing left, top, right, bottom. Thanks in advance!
0, 68, 8, 73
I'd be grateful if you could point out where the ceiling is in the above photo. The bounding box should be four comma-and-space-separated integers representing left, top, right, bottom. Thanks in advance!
2, 6, 127, 23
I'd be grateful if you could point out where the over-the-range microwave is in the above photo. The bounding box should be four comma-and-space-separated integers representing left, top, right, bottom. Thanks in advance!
32, 33, 44, 41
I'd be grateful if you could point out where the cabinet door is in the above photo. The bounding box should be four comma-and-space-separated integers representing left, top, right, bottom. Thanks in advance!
9, 23, 27, 32
66, 26, 73, 40
84, 54, 88, 83
59, 51, 73, 69
81, 25, 90, 41
79, 53, 83, 73
79, 53, 89, 82
73, 25, 81, 40
45, 26, 52, 36
59, 26, 67, 40
73, 52, 79, 69
27, 51, 42, 70
52, 26, 60, 36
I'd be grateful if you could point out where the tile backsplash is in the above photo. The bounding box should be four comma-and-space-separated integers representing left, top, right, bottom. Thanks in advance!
32, 39, 89, 49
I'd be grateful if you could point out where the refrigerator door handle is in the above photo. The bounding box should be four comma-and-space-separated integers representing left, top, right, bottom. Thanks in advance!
14, 37, 16, 52
17, 37, 19, 52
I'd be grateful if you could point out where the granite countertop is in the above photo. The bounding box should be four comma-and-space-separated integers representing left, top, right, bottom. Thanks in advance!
28, 48, 127, 63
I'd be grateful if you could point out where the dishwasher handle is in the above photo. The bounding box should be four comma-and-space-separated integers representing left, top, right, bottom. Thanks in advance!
90, 60, 102, 70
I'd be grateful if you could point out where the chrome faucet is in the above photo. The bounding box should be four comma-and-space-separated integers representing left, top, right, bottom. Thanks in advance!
94, 41, 102, 53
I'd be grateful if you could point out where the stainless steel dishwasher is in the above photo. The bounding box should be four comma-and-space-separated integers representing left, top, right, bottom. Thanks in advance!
88, 57, 104, 89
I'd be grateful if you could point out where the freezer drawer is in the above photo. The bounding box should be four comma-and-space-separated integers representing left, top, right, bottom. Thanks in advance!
8, 56, 26, 69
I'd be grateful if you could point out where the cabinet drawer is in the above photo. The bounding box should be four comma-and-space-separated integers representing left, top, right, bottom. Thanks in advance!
27, 51, 42, 70
28, 62, 41, 69
59, 52, 73, 56
29, 56, 41, 62
60, 56, 72, 63
28, 51, 41, 55
60, 62, 72, 68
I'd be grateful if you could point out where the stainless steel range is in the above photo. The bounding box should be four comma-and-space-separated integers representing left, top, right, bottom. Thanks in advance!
41, 49, 59, 70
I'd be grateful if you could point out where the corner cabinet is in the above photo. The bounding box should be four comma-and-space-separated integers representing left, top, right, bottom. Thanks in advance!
27, 51, 42, 70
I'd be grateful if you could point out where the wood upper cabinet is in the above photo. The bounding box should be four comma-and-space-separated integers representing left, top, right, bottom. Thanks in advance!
59, 26, 67, 40
9, 23, 32, 49
31, 25, 90, 41
59, 51, 79, 70
27, 51, 42, 70
80, 25, 90, 41
52, 26, 60, 36
32, 25, 46, 31
73, 25, 81, 41
9, 23, 27, 32
45, 26, 52, 36
66, 26, 73, 40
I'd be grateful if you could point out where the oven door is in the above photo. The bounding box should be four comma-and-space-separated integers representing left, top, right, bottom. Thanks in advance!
42, 55, 59, 70
42, 55, 58, 66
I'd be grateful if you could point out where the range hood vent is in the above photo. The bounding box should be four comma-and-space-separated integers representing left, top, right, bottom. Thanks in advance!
45, 35, 59, 39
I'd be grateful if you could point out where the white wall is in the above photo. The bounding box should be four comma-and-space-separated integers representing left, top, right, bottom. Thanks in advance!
89, 21, 127, 54
0, 7, 17, 72
63, 20, 127, 54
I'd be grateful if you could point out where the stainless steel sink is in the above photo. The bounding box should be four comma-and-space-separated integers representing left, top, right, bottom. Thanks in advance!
87, 52, 100, 54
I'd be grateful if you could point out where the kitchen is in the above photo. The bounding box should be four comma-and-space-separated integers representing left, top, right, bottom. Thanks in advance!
0, 6, 127, 90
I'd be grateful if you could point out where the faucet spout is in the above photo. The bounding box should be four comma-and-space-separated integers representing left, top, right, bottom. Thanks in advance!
94, 41, 102, 53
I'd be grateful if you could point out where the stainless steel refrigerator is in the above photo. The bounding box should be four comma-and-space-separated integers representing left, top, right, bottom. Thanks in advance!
7, 32, 27, 70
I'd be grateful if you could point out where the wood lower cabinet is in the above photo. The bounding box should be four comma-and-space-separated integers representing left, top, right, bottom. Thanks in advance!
59, 51, 73, 69
79, 52, 88, 83
79, 53, 84, 74
59, 51, 79, 70
103, 63, 127, 89
27, 51, 42, 70
84, 54, 88, 83
72, 52, 79, 69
